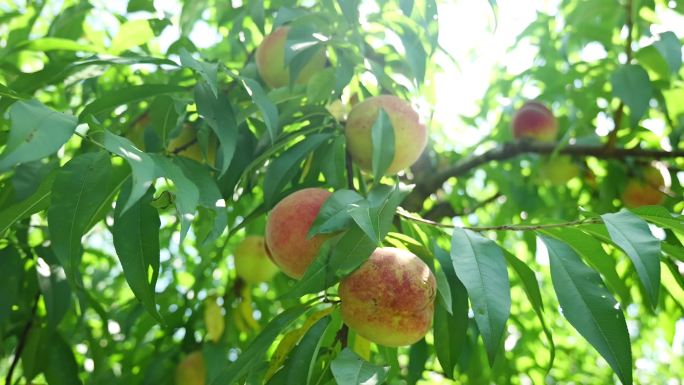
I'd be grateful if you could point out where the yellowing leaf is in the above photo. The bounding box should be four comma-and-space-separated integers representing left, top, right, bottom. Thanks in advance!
352, 333, 371, 361
264, 306, 334, 381
204, 297, 225, 343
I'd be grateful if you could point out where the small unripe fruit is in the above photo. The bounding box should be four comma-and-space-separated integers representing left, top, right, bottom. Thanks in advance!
167, 125, 216, 164
538, 156, 580, 186
175, 351, 205, 385
255, 26, 327, 89
265, 188, 331, 279
345, 95, 428, 175
512, 101, 558, 142
339, 247, 436, 347
622, 166, 665, 207
234, 236, 280, 284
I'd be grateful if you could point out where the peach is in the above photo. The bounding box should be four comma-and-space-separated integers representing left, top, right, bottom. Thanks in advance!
255, 26, 327, 89
175, 351, 205, 385
538, 156, 580, 186
234, 236, 280, 284
339, 247, 436, 347
345, 95, 427, 175
167, 125, 216, 164
512, 101, 558, 142
265, 188, 331, 279
622, 166, 665, 207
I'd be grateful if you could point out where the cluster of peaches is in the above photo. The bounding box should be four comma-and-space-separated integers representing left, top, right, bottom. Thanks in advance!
513, 101, 667, 207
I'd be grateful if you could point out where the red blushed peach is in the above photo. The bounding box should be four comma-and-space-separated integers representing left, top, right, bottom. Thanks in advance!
265, 188, 331, 279
339, 247, 436, 347
622, 166, 665, 207
512, 101, 558, 142
345, 95, 428, 175
255, 26, 327, 89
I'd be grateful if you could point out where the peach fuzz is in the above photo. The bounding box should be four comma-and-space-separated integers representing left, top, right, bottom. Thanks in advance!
345, 95, 427, 175
512, 101, 558, 142
339, 247, 436, 347
265, 188, 331, 279
255, 26, 327, 89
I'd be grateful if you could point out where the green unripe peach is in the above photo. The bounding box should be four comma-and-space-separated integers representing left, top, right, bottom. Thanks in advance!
538, 156, 580, 186
512, 101, 558, 142
339, 247, 436, 347
345, 95, 428, 175
175, 351, 205, 385
234, 236, 280, 284
265, 188, 331, 279
255, 26, 327, 89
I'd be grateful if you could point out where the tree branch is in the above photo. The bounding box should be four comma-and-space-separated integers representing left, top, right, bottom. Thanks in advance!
405, 141, 684, 211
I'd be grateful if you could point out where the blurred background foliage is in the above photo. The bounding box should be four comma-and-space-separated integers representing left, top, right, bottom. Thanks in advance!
0, 0, 683, 384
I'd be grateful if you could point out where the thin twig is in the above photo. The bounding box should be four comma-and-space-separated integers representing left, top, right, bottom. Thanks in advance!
398, 208, 603, 232
6, 292, 40, 385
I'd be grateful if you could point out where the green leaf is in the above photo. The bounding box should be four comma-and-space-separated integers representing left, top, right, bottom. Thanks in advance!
175, 157, 227, 244
103, 130, 157, 213
540, 227, 630, 302
541, 236, 632, 385
308, 189, 364, 237
630, 206, 684, 235
20, 325, 49, 381
113, 181, 163, 323
151, 154, 199, 242
48, 151, 113, 283
371, 109, 395, 180
239, 76, 279, 143
0, 171, 55, 234
110, 19, 154, 55
0, 246, 23, 326
347, 201, 378, 244
450, 228, 510, 364
209, 305, 309, 385
306, 68, 336, 103
653, 32, 682, 74
0, 99, 77, 171
180, 49, 219, 97
35, 247, 71, 331
44, 332, 82, 385
331, 348, 389, 385
502, 249, 555, 372
194, 82, 238, 176
399, 27, 427, 84
431, 253, 453, 315
149, 95, 181, 145
432, 245, 468, 378
610, 64, 652, 124
285, 316, 331, 385
262, 133, 331, 206
602, 210, 661, 309
407, 338, 427, 385
79, 84, 185, 121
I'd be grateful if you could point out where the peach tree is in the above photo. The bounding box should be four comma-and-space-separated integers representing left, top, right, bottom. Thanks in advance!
0, 0, 683, 384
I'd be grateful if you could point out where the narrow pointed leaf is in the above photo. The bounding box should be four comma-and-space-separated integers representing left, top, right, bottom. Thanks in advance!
371, 109, 395, 179
151, 154, 199, 243
450, 228, 510, 364
194, 82, 238, 177
602, 210, 661, 309
48, 151, 113, 283
541, 236, 632, 385
113, 182, 163, 323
